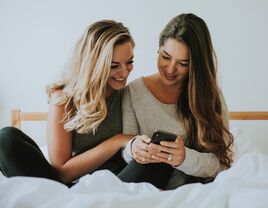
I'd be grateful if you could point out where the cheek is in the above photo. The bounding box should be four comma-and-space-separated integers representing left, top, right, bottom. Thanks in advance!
108, 70, 116, 78
179, 69, 189, 79
126, 65, 133, 73
157, 59, 165, 71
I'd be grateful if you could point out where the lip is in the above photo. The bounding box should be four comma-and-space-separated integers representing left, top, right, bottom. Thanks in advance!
112, 77, 126, 82
164, 72, 177, 80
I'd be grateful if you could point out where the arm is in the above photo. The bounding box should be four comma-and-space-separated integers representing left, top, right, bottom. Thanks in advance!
121, 87, 140, 163
47, 91, 132, 183
148, 138, 222, 178
122, 87, 140, 135
121, 87, 160, 164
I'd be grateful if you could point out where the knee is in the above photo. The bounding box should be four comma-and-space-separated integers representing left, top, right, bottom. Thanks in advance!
0, 127, 23, 151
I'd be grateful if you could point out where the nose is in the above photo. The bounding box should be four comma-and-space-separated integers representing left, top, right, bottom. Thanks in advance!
166, 60, 177, 74
118, 64, 131, 77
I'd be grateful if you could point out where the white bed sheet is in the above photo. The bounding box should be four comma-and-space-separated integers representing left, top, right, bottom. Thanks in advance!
1, 153, 268, 208
0, 128, 267, 208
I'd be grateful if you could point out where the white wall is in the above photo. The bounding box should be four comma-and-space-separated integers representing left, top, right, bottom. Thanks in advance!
0, 0, 268, 152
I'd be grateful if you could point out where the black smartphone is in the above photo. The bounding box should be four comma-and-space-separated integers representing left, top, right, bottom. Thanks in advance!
151, 130, 177, 144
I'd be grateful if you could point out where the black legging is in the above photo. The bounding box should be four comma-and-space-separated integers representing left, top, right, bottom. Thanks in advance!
0, 127, 174, 189
0, 127, 61, 182
117, 161, 174, 189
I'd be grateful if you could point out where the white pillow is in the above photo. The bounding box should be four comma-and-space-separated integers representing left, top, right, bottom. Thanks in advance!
231, 127, 260, 163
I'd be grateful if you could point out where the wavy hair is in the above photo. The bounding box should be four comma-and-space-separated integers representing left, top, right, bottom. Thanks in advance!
47, 20, 134, 134
159, 13, 233, 168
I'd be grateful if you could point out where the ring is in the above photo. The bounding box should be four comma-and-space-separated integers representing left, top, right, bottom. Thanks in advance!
142, 157, 146, 162
168, 153, 172, 161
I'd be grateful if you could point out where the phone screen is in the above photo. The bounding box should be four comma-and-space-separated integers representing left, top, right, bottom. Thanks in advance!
151, 130, 177, 144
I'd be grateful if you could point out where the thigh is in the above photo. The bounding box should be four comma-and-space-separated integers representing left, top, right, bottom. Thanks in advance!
0, 127, 61, 182
117, 160, 174, 189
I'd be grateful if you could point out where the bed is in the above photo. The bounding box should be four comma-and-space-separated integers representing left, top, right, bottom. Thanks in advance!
0, 110, 268, 208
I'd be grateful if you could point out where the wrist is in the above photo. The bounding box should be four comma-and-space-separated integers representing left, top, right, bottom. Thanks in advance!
129, 135, 139, 155
113, 134, 136, 149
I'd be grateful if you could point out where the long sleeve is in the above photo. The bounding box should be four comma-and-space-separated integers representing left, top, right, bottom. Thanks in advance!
175, 148, 222, 177
121, 87, 139, 163
122, 87, 140, 135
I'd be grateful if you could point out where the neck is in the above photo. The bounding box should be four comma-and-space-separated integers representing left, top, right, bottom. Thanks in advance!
105, 87, 115, 97
156, 74, 181, 97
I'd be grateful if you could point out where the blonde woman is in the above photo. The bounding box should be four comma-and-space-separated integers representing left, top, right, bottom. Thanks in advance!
120, 13, 233, 190
0, 20, 135, 186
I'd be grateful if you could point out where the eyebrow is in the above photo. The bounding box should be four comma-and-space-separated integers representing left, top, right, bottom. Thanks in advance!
162, 50, 189, 62
112, 55, 134, 64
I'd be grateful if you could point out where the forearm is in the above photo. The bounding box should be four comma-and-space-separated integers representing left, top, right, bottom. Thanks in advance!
54, 134, 132, 183
175, 147, 222, 178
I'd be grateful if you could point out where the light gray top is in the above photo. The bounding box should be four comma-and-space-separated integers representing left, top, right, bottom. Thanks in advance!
122, 77, 229, 188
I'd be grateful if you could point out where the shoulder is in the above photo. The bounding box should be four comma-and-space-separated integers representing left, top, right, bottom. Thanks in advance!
122, 77, 144, 104
125, 77, 145, 94
50, 90, 64, 105
128, 77, 143, 88
123, 77, 144, 97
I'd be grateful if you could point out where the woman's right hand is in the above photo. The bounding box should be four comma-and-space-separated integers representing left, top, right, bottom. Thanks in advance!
131, 135, 158, 164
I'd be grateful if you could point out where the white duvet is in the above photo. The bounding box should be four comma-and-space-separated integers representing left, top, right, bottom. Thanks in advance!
0, 129, 267, 208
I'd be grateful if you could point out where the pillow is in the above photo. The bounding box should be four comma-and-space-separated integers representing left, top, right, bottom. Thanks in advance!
231, 127, 260, 163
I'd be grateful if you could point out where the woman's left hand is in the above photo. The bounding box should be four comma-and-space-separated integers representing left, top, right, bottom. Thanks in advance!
147, 136, 185, 167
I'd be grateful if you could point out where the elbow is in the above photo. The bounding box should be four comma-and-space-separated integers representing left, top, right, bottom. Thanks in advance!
52, 165, 75, 184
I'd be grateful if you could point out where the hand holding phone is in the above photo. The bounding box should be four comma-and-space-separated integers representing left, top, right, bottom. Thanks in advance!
151, 130, 177, 144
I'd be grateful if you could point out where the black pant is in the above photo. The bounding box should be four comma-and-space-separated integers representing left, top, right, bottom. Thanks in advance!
0, 127, 174, 189
0, 127, 62, 182
117, 161, 174, 189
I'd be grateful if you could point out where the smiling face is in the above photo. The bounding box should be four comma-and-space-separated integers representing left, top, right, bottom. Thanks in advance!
106, 41, 134, 96
157, 38, 190, 87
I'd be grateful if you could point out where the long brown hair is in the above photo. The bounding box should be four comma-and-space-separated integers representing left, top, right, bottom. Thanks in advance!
159, 13, 233, 168
47, 20, 134, 134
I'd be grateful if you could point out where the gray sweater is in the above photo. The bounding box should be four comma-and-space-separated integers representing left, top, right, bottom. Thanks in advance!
122, 77, 229, 188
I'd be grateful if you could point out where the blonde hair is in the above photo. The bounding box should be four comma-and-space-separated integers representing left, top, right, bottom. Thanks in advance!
47, 20, 134, 134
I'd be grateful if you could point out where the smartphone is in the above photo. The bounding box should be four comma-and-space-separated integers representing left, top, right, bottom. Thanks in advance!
151, 130, 177, 144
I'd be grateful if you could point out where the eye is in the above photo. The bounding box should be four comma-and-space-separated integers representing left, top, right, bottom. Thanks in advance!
179, 62, 189, 67
126, 60, 134, 65
161, 55, 171, 60
111, 65, 119, 69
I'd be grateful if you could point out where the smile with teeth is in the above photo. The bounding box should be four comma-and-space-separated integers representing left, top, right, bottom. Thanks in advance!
113, 77, 126, 82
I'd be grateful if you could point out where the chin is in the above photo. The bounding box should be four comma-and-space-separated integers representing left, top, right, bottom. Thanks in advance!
108, 78, 127, 91
112, 84, 126, 90
160, 76, 176, 86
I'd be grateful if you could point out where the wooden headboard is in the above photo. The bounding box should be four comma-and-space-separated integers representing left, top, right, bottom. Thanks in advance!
11, 109, 48, 129
11, 109, 268, 129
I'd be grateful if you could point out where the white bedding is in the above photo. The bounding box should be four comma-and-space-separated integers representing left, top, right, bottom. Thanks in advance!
0, 129, 267, 208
